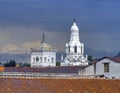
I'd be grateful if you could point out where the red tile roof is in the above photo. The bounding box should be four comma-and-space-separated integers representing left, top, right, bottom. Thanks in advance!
0, 78, 120, 93
100, 57, 120, 63
107, 57, 120, 63
4, 66, 87, 73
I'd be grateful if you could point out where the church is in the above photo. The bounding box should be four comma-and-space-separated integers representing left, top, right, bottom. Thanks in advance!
30, 19, 88, 67
30, 34, 56, 67
61, 19, 88, 66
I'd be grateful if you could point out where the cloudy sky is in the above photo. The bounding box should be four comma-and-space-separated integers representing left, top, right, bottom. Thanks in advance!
0, 0, 120, 57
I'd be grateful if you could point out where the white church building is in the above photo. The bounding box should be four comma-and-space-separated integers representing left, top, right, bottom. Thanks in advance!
30, 34, 56, 67
61, 19, 88, 66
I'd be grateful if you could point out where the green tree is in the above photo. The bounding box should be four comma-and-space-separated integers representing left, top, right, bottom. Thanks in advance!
4, 60, 16, 67
88, 55, 92, 61
22, 63, 30, 67
19, 63, 30, 67
10, 60, 16, 67
56, 62, 61, 66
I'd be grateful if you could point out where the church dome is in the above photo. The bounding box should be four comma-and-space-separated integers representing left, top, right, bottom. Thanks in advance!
70, 22, 79, 31
31, 33, 56, 52
39, 42, 55, 52
31, 42, 55, 52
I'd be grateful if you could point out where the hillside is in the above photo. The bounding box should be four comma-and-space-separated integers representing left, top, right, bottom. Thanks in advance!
0, 52, 63, 63
0, 78, 120, 93
0, 53, 30, 63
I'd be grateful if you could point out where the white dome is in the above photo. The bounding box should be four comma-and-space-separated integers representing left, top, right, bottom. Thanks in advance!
39, 42, 55, 51
70, 22, 79, 31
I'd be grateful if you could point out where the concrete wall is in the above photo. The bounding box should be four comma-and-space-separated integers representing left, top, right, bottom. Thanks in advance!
82, 65, 95, 76
83, 58, 120, 78
96, 59, 120, 78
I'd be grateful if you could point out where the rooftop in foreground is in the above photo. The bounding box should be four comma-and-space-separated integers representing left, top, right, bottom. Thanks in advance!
0, 77, 120, 93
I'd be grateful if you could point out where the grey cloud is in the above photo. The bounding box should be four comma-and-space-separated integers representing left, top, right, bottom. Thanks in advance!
0, 0, 120, 57
81, 31, 120, 52
0, 25, 68, 53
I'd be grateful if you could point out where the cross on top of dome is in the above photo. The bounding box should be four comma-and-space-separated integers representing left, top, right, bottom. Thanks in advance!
41, 33, 45, 43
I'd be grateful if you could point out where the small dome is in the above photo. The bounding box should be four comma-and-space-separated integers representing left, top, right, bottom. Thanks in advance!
70, 22, 79, 31
31, 33, 56, 52
39, 42, 54, 51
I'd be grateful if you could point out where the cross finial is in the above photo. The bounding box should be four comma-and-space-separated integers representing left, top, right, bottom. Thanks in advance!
73, 18, 76, 23
43, 33, 45, 42
41, 32, 45, 43
73, 18, 77, 26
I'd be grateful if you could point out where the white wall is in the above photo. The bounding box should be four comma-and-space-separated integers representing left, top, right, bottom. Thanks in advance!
96, 58, 120, 78
95, 59, 108, 75
82, 65, 95, 75
31, 51, 56, 67
82, 58, 120, 78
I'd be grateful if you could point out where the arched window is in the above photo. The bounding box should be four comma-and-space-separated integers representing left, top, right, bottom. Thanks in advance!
40, 57, 42, 63
68, 46, 70, 53
44, 57, 47, 62
74, 46, 77, 53
51, 57, 54, 63
36, 57, 39, 62
81, 46, 82, 54
48, 59, 50, 62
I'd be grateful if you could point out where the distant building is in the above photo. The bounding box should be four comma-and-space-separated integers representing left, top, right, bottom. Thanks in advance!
61, 19, 88, 66
4, 57, 120, 78
30, 34, 56, 67
82, 57, 120, 78
0, 65, 4, 72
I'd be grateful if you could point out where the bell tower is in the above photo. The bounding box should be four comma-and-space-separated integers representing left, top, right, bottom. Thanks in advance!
62, 19, 88, 66
66, 19, 84, 55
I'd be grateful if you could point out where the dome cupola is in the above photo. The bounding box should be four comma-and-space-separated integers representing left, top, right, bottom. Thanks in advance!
70, 19, 79, 31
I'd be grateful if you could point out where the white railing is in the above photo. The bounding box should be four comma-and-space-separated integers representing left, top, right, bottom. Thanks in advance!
0, 72, 77, 77
0, 72, 120, 80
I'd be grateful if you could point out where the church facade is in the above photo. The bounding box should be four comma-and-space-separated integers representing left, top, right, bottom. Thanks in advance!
61, 20, 88, 66
30, 19, 88, 67
30, 34, 56, 67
